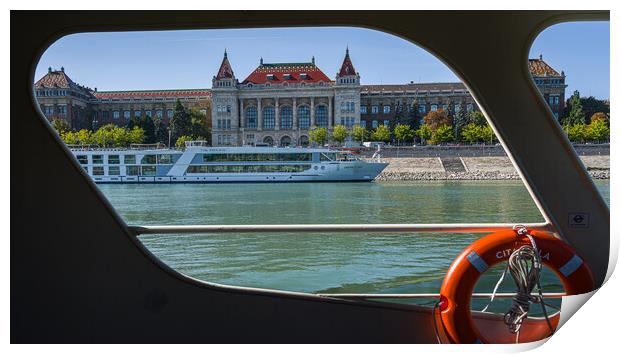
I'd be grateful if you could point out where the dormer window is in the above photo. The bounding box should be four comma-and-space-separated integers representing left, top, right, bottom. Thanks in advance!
267, 74, 275, 80
300, 73, 308, 80
283, 73, 292, 80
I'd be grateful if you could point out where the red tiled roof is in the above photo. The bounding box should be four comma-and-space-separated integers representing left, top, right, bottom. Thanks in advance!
242, 62, 332, 85
35, 69, 76, 89
93, 89, 212, 99
528, 58, 562, 77
338, 48, 357, 77
215, 51, 235, 79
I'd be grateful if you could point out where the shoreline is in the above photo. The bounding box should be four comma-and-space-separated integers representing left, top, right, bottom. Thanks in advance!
374, 155, 609, 181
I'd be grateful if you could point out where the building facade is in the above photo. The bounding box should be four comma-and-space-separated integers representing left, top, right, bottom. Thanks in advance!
211, 49, 360, 147
34, 68, 212, 131
34, 52, 565, 147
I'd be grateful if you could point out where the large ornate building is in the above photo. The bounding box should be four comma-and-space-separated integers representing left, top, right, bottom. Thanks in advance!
34, 51, 565, 147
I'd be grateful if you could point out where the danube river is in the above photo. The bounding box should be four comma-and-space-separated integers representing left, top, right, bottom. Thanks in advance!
99, 180, 609, 310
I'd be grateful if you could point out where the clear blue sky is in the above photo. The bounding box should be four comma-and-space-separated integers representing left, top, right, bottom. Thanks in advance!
35, 22, 609, 99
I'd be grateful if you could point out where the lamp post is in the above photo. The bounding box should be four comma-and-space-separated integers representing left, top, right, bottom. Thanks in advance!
168, 127, 172, 148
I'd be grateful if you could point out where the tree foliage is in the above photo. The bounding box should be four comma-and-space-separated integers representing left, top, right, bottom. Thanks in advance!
423, 109, 452, 131
431, 124, 455, 144
563, 90, 586, 126
51, 118, 70, 133
371, 124, 391, 143
468, 111, 487, 126
586, 118, 610, 142
59, 124, 144, 147
331, 125, 349, 144
565, 123, 587, 143
351, 125, 369, 143
190, 108, 210, 140
393, 124, 415, 144
453, 108, 469, 140
308, 126, 329, 146
416, 124, 432, 142
170, 99, 192, 143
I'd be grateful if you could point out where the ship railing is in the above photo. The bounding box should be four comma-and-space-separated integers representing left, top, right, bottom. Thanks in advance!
128, 221, 559, 301
185, 140, 210, 148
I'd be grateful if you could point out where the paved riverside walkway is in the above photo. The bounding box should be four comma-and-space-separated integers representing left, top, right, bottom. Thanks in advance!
375, 155, 609, 181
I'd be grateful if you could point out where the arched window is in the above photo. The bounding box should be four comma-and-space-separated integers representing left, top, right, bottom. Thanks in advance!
280, 106, 293, 129
263, 136, 274, 145
315, 105, 328, 128
298, 105, 310, 129
246, 106, 257, 129
298, 135, 309, 147
263, 106, 275, 129
280, 136, 291, 147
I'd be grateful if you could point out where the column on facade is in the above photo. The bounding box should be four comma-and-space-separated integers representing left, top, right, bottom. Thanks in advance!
257, 97, 262, 131
275, 97, 280, 130
310, 97, 315, 127
239, 99, 245, 128
328, 96, 333, 129
292, 97, 297, 130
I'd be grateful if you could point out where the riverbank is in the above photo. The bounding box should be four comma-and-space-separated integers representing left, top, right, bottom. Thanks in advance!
374, 155, 609, 181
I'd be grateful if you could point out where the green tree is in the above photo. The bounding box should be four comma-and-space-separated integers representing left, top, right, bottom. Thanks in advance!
170, 99, 192, 143
586, 118, 610, 142
460, 123, 482, 144
480, 125, 496, 144
431, 124, 455, 144
563, 90, 586, 126
453, 108, 469, 142
423, 109, 452, 131
75, 129, 95, 145
331, 125, 349, 144
580, 96, 609, 123
590, 112, 609, 124
153, 116, 169, 145
60, 130, 79, 145
175, 135, 193, 149
371, 124, 391, 143
565, 123, 587, 143
468, 111, 487, 126
416, 124, 432, 143
352, 125, 369, 143
127, 126, 146, 145
393, 124, 415, 145
190, 108, 210, 138
51, 118, 70, 133
308, 126, 329, 146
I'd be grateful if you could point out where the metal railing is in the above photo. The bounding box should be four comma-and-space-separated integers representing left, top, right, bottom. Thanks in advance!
128, 222, 552, 236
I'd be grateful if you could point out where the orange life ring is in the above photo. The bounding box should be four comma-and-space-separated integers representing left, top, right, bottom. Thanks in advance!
438, 229, 595, 344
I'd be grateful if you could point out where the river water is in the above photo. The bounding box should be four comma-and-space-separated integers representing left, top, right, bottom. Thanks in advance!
99, 180, 609, 310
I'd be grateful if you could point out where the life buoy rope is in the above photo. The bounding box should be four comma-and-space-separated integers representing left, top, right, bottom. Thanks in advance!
436, 227, 595, 344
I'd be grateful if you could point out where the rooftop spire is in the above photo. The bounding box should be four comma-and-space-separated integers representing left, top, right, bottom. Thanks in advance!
215, 50, 234, 79
338, 47, 356, 77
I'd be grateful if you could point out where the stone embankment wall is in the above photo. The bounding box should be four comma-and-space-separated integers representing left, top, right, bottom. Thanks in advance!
373, 154, 609, 181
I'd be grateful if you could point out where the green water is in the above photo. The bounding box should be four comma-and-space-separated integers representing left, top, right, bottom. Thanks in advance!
99, 180, 609, 310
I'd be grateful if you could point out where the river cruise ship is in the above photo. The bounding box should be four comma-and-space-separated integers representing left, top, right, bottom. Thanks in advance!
69, 141, 388, 183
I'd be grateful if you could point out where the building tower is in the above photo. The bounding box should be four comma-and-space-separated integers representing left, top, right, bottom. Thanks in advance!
334, 47, 361, 128
211, 50, 240, 146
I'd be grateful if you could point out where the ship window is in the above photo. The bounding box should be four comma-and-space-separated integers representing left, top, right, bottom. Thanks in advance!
141, 166, 156, 176
141, 155, 156, 164
108, 166, 120, 175
108, 155, 120, 164
92, 166, 104, 175
187, 164, 310, 174
157, 154, 172, 164
320, 153, 336, 161
124, 155, 136, 164
76, 155, 88, 164
92, 155, 103, 164
202, 153, 312, 163
126, 166, 140, 176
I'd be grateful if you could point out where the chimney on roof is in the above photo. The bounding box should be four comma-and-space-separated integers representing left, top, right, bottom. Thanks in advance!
312, 56, 315, 65
94, 87, 97, 92
260, 57, 263, 65
61, 66, 65, 72
539, 54, 543, 61
48, 67, 52, 73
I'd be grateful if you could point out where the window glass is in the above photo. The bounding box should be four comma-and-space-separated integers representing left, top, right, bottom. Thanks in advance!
92, 155, 103, 164
108, 155, 120, 164
298, 105, 310, 129
92, 166, 104, 175
108, 166, 120, 175
141, 155, 156, 164
76, 155, 88, 164
124, 155, 136, 164
126, 166, 140, 176
280, 106, 293, 129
